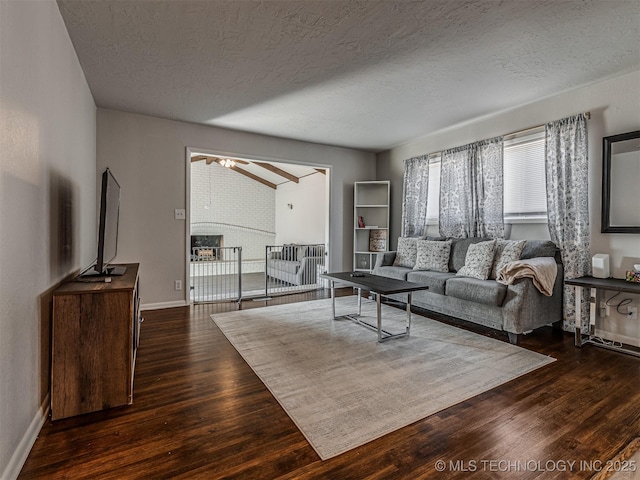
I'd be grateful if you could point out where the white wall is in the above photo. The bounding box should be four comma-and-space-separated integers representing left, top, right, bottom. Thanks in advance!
97, 109, 376, 307
191, 160, 276, 260
0, 1, 97, 478
275, 172, 327, 246
377, 70, 640, 342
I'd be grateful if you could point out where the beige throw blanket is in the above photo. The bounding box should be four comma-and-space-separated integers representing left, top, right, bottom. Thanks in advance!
497, 257, 557, 296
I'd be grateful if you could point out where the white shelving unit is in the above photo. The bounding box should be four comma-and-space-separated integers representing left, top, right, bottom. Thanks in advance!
353, 181, 390, 272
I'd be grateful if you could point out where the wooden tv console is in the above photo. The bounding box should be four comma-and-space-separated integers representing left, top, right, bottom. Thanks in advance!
51, 263, 141, 420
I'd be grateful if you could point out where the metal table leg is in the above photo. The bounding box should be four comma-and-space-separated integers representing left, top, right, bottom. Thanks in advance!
574, 285, 583, 347
406, 292, 412, 335
373, 292, 410, 343
330, 284, 362, 320
377, 292, 382, 342
331, 280, 336, 319
331, 288, 411, 343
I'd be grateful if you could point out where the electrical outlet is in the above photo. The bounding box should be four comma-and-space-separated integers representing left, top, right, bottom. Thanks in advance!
175, 280, 182, 291
174, 209, 186, 220
628, 306, 637, 320
599, 301, 606, 317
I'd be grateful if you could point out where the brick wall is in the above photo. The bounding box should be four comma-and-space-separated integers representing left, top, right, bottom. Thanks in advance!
191, 161, 275, 260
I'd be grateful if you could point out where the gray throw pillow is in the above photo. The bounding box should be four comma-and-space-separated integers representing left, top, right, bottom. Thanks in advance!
490, 239, 527, 279
393, 237, 418, 268
413, 239, 452, 272
456, 240, 497, 280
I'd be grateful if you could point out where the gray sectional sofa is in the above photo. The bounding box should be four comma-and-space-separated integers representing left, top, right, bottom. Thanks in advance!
373, 238, 563, 344
267, 244, 325, 286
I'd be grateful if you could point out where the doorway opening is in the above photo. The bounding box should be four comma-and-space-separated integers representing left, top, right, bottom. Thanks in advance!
187, 151, 330, 303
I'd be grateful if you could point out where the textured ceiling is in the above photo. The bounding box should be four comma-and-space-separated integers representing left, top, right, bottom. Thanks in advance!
57, 0, 640, 152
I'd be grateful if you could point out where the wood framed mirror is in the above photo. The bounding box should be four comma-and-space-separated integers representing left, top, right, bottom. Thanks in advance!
601, 130, 640, 233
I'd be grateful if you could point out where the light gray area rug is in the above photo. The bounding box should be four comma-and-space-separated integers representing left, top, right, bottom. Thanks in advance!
211, 297, 555, 460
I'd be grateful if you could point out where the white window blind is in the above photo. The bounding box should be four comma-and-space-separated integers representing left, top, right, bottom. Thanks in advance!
503, 129, 547, 221
426, 155, 441, 223
421, 130, 547, 225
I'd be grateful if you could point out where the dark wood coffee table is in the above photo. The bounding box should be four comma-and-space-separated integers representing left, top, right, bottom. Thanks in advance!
320, 272, 429, 342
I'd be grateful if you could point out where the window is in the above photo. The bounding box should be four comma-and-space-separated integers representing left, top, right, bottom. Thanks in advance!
503, 128, 547, 222
425, 128, 547, 225
426, 154, 441, 224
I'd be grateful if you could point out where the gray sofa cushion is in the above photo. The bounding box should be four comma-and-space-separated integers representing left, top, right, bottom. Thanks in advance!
375, 251, 396, 268
520, 240, 558, 260
374, 266, 411, 281
407, 271, 456, 295
448, 237, 491, 272
268, 259, 300, 274
446, 277, 508, 307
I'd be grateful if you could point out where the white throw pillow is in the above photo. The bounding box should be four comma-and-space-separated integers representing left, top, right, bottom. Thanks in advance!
393, 237, 418, 268
456, 240, 497, 280
413, 239, 452, 272
490, 239, 527, 279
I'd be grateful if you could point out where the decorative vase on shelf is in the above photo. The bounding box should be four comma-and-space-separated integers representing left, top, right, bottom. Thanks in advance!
360, 258, 368, 269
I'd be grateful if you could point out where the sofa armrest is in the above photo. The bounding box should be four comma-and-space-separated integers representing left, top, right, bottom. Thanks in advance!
296, 256, 324, 284
501, 262, 564, 334
375, 251, 396, 269
299, 255, 323, 266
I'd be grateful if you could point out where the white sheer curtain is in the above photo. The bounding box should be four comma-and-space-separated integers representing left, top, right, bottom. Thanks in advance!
545, 113, 590, 332
439, 137, 504, 238
401, 155, 430, 237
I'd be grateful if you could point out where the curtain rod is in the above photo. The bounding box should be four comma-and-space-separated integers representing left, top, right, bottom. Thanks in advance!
426, 111, 591, 160
502, 111, 591, 139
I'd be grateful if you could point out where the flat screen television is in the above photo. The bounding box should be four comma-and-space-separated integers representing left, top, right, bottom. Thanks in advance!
82, 168, 126, 277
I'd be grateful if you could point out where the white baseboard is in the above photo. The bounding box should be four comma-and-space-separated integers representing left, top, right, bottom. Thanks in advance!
141, 300, 189, 311
2, 395, 50, 480
593, 328, 640, 348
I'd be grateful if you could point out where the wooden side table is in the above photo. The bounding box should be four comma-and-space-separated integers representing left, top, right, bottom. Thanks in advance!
565, 276, 640, 357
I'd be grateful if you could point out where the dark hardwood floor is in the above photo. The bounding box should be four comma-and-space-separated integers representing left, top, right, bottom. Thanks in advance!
20, 289, 640, 479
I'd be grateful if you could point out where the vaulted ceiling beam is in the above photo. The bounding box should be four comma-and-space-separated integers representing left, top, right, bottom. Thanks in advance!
229, 165, 277, 189
191, 155, 249, 165
254, 162, 299, 183
191, 155, 216, 164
